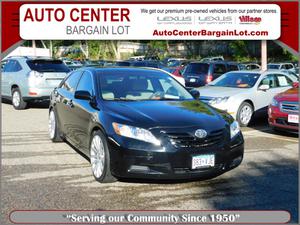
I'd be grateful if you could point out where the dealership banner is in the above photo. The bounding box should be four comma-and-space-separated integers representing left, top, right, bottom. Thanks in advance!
1, 2, 299, 54
19, 4, 280, 40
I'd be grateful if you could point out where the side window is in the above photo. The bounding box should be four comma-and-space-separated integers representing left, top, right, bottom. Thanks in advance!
1, 60, 7, 71
3, 60, 22, 72
286, 64, 293, 69
3, 60, 14, 72
213, 64, 226, 75
275, 74, 293, 87
76, 72, 94, 95
259, 75, 277, 88
228, 64, 239, 71
62, 71, 82, 92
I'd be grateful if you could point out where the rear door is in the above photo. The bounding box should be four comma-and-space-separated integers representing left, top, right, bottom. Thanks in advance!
55, 71, 82, 142
274, 73, 294, 93
69, 71, 96, 152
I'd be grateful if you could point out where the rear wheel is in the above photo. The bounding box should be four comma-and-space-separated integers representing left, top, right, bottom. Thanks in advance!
48, 109, 63, 142
237, 102, 253, 127
90, 130, 116, 183
12, 88, 27, 110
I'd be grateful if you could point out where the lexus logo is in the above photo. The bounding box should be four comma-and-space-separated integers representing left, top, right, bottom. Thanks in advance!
195, 129, 207, 139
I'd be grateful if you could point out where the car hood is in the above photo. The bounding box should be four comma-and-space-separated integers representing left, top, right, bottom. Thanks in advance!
275, 88, 299, 102
198, 86, 247, 98
102, 100, 227, 129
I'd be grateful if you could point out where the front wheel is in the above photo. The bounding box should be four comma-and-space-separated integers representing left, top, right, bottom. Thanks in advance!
237, 102, 253, 127
90, 130, 116, 183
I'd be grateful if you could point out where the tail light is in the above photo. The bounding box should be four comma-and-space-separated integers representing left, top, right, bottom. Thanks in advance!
28, 71, 43, 78
28, 71, 43, 87
206, 74, 213, 83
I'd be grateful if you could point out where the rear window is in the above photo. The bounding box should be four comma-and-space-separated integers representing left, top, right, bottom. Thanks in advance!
228, 64, 239, 71
267, 64, 280, 70
27, 60, 70, 73
184, 63, 209, 74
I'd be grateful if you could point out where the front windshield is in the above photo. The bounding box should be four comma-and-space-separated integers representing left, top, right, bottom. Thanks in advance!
267, 64, 280, 69
98, 70, 193, 101
209, 72, 261, 88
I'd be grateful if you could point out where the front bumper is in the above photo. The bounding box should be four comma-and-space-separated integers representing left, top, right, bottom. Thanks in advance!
268, 106, 298, 131
108, 134, 244, 180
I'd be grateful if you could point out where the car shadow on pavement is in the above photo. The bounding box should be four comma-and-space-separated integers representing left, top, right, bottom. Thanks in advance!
1, 99, 49, 109
248, 113, 298, 138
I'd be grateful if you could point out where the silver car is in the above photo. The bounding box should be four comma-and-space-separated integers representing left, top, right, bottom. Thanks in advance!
1, 57, 70, 109
198, 70, 297, 126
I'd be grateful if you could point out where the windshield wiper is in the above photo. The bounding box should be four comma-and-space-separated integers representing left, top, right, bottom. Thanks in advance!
113, 98, 136, 101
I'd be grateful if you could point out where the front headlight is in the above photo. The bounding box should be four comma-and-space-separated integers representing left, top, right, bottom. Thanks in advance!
112, 122, 160, 146
271, 98, 279, 107
209, 96, 229, 105
230, 121, 240, 139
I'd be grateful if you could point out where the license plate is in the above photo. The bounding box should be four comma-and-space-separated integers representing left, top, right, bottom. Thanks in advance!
288, 114, 299, 123
190, 78, 196, 82
192, 154, 215, 169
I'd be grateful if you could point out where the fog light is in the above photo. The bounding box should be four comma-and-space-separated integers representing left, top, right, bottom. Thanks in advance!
230, 156, 243, 168
129, 165, 150, 173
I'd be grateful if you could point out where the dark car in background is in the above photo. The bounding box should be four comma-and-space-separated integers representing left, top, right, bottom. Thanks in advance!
130, 60, 164, 69
183, 61, 240, 87
115, 61, 131, 67
49, 67, 244, 183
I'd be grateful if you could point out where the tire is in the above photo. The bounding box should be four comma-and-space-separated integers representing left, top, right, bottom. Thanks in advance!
11, 88, 27, 110
90, 130, 116, 183
48, 109, 63, 142
237, 102, 253, 127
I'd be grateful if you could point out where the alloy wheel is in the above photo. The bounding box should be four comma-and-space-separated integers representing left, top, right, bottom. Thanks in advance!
240, 105, 252, 125
90, 135, 105, 178
12, 91, 20, 107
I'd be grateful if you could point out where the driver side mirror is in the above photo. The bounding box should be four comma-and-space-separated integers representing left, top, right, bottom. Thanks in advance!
258, 84, 270, 91
74, 90, 92, 100
189, 89, 200, 99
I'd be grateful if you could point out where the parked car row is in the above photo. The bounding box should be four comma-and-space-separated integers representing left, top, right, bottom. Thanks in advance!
1, 56, 298, 132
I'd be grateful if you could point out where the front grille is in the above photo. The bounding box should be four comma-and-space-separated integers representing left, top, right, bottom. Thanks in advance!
165, 129, 224, 148
276, 118, 298, 127
280, 101, 299, 113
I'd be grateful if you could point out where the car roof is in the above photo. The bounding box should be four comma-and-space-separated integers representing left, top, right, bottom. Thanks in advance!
81, 67, 166, 74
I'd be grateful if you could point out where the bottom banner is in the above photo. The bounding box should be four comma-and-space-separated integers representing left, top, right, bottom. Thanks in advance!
9, 210, 290, 224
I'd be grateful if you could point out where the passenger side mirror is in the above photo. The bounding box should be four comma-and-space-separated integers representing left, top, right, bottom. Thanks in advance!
258, 84, 270, 91
292, 82, 299, 88
189, 89, 200, 99
74, 90, 92, 101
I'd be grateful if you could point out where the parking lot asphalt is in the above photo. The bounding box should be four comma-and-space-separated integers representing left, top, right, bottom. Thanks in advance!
0, 102, 298, 224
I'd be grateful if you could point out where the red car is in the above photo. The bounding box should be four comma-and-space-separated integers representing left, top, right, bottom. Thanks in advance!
268, 82, 299, 132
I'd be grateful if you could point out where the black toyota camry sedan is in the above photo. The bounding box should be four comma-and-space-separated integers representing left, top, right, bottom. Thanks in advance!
49, 67, 244, 183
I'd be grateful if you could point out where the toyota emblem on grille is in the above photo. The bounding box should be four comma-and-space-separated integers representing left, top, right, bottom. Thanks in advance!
195, 129, 207, 139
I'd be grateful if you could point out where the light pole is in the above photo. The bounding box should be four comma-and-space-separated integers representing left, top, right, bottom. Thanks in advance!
261, 40, 267, 71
